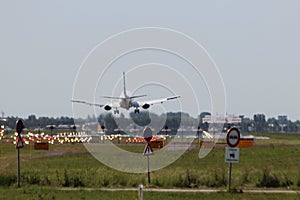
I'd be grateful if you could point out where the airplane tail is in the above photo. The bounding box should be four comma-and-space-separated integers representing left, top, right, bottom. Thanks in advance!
100, 72, 146, 99
123, 72, 127, 97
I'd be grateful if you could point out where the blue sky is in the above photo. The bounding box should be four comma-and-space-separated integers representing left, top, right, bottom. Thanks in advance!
0, 1, 299, 120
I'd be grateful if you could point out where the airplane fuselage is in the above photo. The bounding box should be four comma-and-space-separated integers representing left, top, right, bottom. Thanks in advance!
119, 97, 131, 110
119, 94, 139, 111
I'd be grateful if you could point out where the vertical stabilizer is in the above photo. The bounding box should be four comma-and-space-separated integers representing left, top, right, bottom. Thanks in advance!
123, 72, 127, 97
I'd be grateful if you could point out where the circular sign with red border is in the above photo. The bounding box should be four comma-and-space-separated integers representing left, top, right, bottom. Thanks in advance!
143, 127, 153, 142
16, 119, 25, 134
226, 127, 240, 147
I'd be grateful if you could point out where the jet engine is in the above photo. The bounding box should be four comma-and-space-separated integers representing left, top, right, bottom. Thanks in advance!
104, 105, 112, 111
142, 103, 150, 109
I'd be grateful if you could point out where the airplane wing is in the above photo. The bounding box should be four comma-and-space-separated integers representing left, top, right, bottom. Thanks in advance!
140, 95, 181, 106
71, 100, 104, 107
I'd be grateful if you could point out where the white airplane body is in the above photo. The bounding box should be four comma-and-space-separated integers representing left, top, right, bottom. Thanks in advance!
72, 72, 180, 114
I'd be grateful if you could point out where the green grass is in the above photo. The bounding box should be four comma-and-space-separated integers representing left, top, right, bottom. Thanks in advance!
252, 132, 300, 140
0, 188, 300, 200
1, 133, 300, 198
251, 132, 300, 145
1, 144, 300, 189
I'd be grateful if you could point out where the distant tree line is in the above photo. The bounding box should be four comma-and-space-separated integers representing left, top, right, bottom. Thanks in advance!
1, 113, 300, 134
98, 111, 197, 135
2, 115, 75, 131
239, 114, 300, 133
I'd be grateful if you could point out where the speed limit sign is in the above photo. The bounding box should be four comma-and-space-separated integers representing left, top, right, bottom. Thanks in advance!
226, 127, 240, 147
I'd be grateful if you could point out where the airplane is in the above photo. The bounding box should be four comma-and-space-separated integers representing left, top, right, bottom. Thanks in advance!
72, 72, 180, 114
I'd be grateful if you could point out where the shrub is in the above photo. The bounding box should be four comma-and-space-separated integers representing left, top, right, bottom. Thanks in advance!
241, 167, 252, 186
185, 169, 199, 188
211, 169, 227, 187
173, 169, 199, 188
297, 179, 300, 187
0, 174, 17, 186
173, 173, 185, 187
281, 173, 293, 187
62, 170, 70, 187
153, 178, 163, 187
22, 172, 41, 185
72, 175, 85, 187
43, 175, 51, 186
257, 166, 280, 187
102, 176, 110, 187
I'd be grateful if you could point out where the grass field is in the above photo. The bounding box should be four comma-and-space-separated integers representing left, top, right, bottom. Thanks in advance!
1, 132, 300, 199
1, 187, 300, 200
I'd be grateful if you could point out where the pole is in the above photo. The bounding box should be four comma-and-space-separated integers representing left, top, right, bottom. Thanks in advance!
138, 184, 143, 200
147, 155, 150, 184
15, 119, 24, 188
213, 128, 215, 143
17, 148, 20, 187
228, 162, 232, 191
0, 139, 2, 157
30, 141, 32, 157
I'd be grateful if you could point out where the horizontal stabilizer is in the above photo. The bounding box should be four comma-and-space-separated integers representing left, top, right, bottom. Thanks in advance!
129, 94, 147, 99
101, 96, 124, 100
101, 94, 147, 99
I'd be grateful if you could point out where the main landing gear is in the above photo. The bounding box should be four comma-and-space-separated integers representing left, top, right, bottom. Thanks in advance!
134, 109, 140, 114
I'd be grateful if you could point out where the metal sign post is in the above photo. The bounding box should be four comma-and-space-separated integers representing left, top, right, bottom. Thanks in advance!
16, 119, 25, 188
228, 162, 232, 190
225, 128, 240, 191
147, 156, 150, 184
143, 127, 154, 185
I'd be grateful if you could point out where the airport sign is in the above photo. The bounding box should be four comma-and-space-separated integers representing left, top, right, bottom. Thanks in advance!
16, 136, 24, 149
225, 147, 239, 163
226, 127, 240, 147
16, 120, 24, 134
34, 142, 49, 150
15, 120, 24, 149
238, 138, 254, 148
143, 143, 154, 156
143, 127, 153, 142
